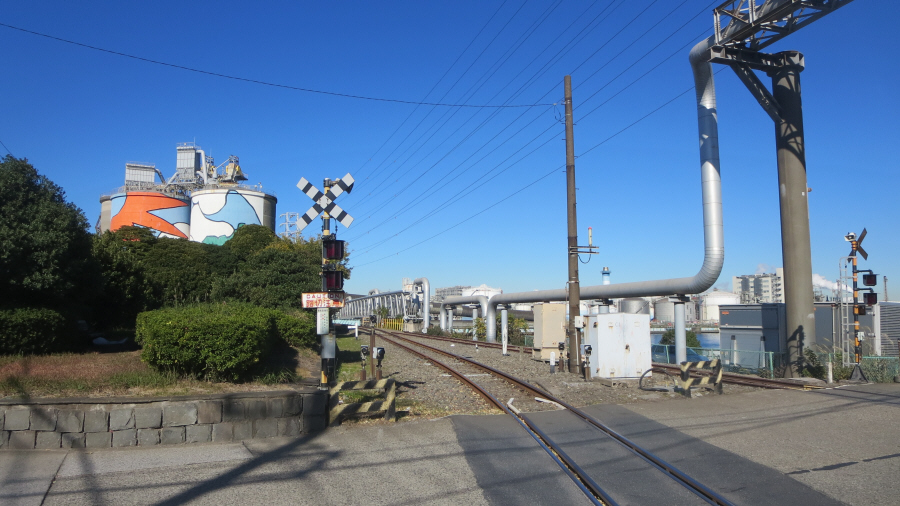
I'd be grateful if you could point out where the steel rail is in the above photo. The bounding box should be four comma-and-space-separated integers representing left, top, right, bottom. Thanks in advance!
374, 330, 611, 506
651, 363, 824, 390
381, 329, 533, 353
383, 330, 734, 506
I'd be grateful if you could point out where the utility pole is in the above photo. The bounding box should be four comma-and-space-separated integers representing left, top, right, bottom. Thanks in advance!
564, 75, 581, 374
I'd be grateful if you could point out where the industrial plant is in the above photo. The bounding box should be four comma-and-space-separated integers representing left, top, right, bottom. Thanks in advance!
97, 142, 277, 244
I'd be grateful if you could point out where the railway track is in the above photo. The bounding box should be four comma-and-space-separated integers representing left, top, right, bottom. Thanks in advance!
399, 330, 814, 391
375, 328, 734, 506
650, 364, 823, 390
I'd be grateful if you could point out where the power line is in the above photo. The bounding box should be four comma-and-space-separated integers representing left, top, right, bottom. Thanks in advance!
347, 5, 712, 245
352, 66, 728, 266
0, 22, 555, 109
0, 138, 12, 157
344, 0, 629, 223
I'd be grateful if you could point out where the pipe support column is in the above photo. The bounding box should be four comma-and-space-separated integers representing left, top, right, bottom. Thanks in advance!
770, 51, 816, 377
674, 299, 687, 364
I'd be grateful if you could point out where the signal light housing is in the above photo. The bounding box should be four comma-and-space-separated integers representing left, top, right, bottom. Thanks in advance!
322, 268, 344, 292
863, 292, 877, 305
322, 238, 345, 260
862, 274, 877, 286
857, 305, 867, 316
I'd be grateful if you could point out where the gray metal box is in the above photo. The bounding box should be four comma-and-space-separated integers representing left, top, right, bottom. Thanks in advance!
532, 303, 566, 361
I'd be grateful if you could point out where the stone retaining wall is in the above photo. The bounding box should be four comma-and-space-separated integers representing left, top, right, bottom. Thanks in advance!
0, 389, 327, 450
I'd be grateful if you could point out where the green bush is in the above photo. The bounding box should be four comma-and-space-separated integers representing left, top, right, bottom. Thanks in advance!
0, 307, 71, 354
274, 310, 317, 348
136, 304, 277, 381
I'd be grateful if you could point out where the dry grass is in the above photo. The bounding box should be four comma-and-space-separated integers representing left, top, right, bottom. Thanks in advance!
0, 345, 322, 400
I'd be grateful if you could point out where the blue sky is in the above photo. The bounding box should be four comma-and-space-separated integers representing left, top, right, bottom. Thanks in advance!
2, 1, 897, 299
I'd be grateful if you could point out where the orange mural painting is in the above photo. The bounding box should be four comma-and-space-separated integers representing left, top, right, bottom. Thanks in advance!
109, 192, 190, 239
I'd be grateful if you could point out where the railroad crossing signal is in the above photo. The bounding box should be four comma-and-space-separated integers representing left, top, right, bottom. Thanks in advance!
296, 173, 355, 230
848, 227, 868, 260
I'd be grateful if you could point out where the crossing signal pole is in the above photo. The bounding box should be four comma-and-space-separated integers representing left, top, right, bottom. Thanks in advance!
846, 228, 877, 382
296, 174, 355, 390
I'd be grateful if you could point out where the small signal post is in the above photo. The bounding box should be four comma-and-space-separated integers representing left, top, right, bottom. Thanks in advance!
297, 174, 354, 390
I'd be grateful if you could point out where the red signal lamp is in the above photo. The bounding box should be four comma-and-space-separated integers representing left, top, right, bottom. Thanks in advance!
322, 268, 344, 292
862, 274, 877, 286
322, 238, 345, 260
863, 292, 877, 305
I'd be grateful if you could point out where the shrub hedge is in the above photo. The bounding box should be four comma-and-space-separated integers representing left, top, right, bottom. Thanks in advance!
0, 307, 70, 355
275, 310, 317, 349
135, 304, 318, 381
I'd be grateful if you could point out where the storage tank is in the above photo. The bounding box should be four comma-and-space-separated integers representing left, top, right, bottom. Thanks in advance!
619, 297, 650, 315
653, 297, 699, 323
107, 191, 191, 239
189, 188, 277, 244
701, 290, 741, 322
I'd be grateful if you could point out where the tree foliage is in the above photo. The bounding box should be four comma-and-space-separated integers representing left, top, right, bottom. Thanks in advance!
659, 328, 701, 348
0, 156, 96, 309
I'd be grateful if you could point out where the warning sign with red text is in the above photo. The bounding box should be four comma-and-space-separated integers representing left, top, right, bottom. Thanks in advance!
302, 292, 345, 308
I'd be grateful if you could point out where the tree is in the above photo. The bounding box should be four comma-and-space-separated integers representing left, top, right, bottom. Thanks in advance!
211, 237, 321, 309
660, 328, 701, 348
496, 316, 529, 346
92, 227, 157, 327
0, 156, 96, 310
474, 317, 486, 340
225, 224, 277, 262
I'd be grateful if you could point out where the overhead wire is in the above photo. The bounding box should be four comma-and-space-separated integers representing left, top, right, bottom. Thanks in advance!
353, 0, 512, 179
351, 11, 719, 262
0, 21, 554, 109
344, 0, 633, 234
0, 139, 12, 157
350, 0, 562, 212
349, 0, 623, 216
352, 67, 726, 267
349, 2, 710, 250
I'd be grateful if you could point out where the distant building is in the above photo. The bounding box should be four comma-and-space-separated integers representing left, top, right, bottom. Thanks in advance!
732, 268, 784, 304
434, 284, 502, 301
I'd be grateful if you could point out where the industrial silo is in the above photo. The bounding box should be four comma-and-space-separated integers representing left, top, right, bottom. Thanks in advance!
619, 298, 651, 315
189, 188, 276, 244
701, 290, 741, 322
107, 191, 191, 239
654, 297, 675, 323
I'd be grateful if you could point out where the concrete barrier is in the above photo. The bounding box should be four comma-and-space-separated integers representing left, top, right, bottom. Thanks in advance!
0, 389, 327, 450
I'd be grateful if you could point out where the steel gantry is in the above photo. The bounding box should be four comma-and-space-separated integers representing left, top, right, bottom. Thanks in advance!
702, 0, 855, 376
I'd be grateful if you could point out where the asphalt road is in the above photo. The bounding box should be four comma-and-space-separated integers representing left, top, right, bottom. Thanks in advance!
2, 383, 896, 505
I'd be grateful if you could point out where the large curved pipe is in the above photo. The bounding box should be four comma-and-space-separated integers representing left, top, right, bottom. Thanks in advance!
485, 36, 723, 342
413, 278, 430, 332
441, 295, 490, 339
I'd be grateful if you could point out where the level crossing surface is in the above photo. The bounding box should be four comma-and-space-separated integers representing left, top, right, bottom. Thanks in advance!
3, 384, 896, 505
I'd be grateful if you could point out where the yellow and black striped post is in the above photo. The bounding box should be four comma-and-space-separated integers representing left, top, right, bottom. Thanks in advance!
328, 378, 397, 426
679, 359, 723, 398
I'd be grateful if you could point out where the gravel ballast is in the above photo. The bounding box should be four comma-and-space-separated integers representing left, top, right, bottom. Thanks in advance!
348, 331, 762, 423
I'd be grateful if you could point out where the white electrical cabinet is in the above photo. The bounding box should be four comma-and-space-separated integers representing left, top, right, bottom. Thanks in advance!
586, 314, 651, 379
532, 303, 567, 361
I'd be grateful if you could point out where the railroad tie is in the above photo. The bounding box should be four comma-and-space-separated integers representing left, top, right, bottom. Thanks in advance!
329, 378, 397, 426
679, 359, 724, 398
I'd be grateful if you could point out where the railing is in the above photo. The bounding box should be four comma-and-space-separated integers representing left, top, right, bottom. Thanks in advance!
380, 318, 403, 331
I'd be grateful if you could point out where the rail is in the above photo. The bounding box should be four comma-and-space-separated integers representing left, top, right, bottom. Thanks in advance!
379, 329, 734, 506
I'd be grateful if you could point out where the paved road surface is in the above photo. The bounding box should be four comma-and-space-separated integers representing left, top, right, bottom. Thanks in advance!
2, 383, 896, 505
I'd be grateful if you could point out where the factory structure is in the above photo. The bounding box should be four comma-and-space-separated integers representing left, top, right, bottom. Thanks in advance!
97, 143, 277, 244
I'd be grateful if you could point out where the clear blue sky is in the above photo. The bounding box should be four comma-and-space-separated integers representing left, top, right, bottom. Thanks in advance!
2, 1, 897, 299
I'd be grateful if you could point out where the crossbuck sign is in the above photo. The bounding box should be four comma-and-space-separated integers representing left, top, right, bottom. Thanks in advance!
296, 173, 355, 230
